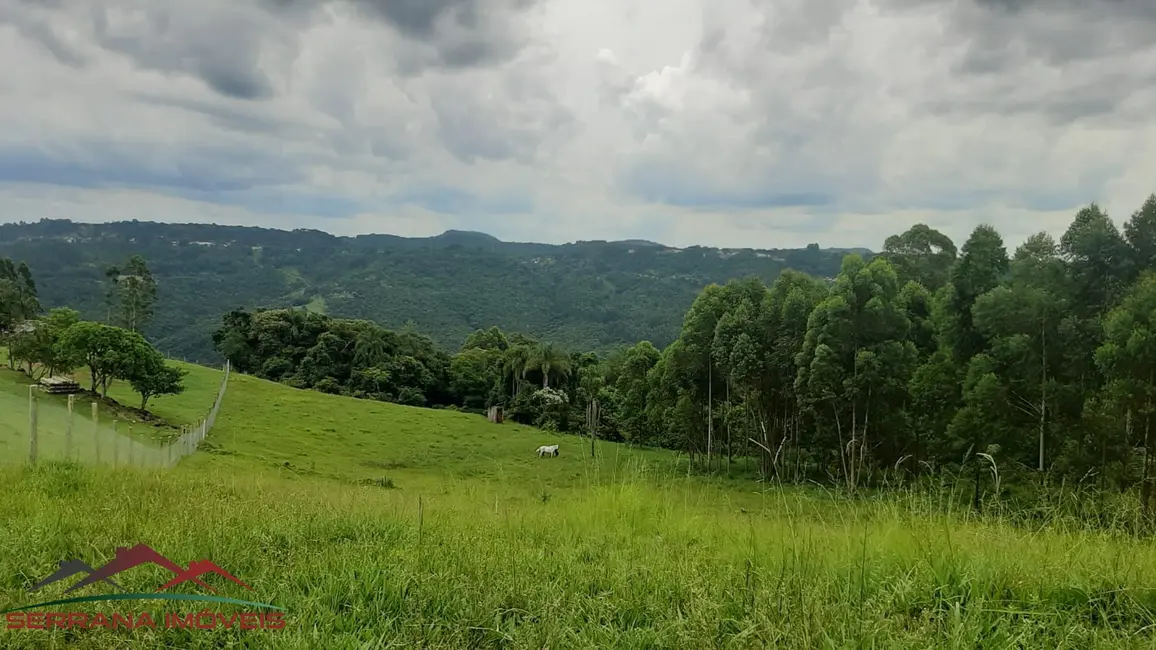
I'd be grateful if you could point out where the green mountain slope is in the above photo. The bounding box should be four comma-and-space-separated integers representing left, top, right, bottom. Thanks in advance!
0, 219, 862, 361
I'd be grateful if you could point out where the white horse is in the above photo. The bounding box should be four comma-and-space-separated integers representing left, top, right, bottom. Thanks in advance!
536, 444, 559, 457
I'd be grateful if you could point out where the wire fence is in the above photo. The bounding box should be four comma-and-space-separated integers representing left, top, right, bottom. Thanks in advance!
3, 361, 230, 469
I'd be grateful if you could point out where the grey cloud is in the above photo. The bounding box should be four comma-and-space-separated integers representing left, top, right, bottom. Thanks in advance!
131, 93, 302, 138
607, 0, 1154, 216
351, 0, 485, 37
90, 3, 282, 101
9, 20, 86, 67
197, 66, 274, 101
1, 0, 308, 101
880, 0, 1156, 72
0, 140, 305, 193
4, 0, 555, 153
430, 87, 572, 164
268, 0, 544, 72
754, 0, 849, 53
712, 0, 1156, 125
0, 1, 86, 67
2, 0, 1153, 246
426, 46, 574, 165
346, 0, 539, 36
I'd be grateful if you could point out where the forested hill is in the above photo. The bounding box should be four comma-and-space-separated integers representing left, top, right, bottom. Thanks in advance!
0, 219, 861, 362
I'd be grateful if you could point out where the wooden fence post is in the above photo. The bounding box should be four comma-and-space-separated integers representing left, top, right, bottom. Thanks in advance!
28, 387, 38, 465
66, 394, 75, 462
127, 423, 134, 467
92, 402, 100, 464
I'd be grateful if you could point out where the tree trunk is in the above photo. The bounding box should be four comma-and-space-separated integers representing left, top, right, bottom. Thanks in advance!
1099, 421, 1107, 492
587, 398, 598, 458
1125, 408, 1134, 492
860, 392, 871, 489
707, 363, 713, 473
1144, 405, 1152, 516
832, 402, 848, 490
849, 396, 858, 492
1039, 317, 1046, 473
726, 376, 732, 476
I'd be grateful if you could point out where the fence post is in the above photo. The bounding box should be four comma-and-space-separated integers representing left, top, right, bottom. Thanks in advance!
28, 386, 38, 466
92, 402, 100, 464
112, 420, 119, 467
66, 394, 75, 461
127, 423, 134, 467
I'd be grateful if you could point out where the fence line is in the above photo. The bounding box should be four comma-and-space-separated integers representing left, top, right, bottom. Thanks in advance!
17, 360, 231, 469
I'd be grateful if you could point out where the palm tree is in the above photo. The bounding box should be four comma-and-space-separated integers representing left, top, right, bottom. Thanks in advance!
529, 343, 571, 389
501, 345, 532, 398
579, 367, 604, 458
354, 328, 388, 367
284, 308, 308, 341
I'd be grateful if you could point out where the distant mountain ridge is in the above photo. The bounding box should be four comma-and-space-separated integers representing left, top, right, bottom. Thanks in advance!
0, 219, 869, 362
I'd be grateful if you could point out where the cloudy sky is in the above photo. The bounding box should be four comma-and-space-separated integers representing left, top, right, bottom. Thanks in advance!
1, 0, 1154, 251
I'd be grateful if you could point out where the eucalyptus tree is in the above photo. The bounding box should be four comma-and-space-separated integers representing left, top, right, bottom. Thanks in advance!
794, 255, 916, 490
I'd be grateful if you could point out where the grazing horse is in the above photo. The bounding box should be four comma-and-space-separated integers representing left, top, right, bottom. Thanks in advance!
536, 444, 559, 457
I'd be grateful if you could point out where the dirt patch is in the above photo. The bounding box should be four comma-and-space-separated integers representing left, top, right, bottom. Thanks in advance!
361, 459, 408, 470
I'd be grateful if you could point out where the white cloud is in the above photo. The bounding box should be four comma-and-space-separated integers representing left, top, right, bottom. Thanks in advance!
0, 0, 1153, 252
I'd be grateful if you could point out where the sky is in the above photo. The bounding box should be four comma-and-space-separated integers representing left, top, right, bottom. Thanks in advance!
0, 0, 1154, 251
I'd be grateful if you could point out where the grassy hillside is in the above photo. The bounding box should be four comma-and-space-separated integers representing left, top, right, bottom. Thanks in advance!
2, 363, 1155, 647
0, 348, 219, 467
0, 219, 858, 362
2, 356, 677, 490
181, 366, 681, 491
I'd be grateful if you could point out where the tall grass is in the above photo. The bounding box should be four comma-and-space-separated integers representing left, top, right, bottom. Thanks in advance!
1, 462, 1154, 649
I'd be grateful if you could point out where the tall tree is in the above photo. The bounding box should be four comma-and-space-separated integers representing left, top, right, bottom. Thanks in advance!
944, 225, 1009, 364
57, 322, 155, 397
1061, 203, 1131, 317
353, 327, 390, 367
0, 258, 42, 369
1124, 194, 1156, 274
107, 255, 158, 333
614, 341, 661, 446
882, 224, 957, 291
461, 326, 510, 352
1095, 273, 1156, 513
528, 343, 571, 389
7, 307, 81, 379
795, 255, 917, 490
972, 233, 1068, 472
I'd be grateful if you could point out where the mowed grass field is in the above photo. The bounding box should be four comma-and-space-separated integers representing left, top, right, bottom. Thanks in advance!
2, 359, 1156, 648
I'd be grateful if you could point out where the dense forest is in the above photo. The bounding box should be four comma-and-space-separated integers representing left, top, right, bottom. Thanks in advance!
0, 220, 855, 362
